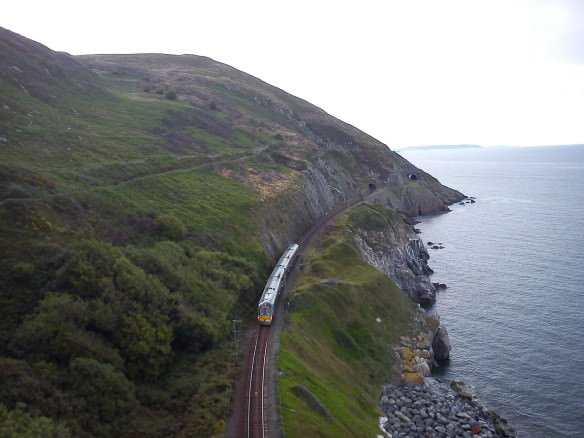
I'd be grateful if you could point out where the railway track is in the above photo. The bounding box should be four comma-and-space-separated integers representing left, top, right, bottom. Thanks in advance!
232, 193, 373, 438
245, 327, 271, 438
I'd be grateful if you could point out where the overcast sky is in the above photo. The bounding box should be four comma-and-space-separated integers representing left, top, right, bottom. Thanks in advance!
3, 0, 584, 148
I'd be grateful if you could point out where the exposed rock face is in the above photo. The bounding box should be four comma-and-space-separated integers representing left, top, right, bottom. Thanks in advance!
432, 325, 452, 362
260, 150, 464, 259
352, 219, 438, 304
247, 100, 464, 259
396, 310, 451, 382
260, 161, 361, 257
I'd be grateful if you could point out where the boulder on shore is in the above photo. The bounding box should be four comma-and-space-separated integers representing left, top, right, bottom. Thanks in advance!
432, 326, 451, 362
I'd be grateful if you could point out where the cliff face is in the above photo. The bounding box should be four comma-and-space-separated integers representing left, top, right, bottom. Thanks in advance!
257, 146, 464, 258
351, 211, 437, 304
348, 205, 452, 380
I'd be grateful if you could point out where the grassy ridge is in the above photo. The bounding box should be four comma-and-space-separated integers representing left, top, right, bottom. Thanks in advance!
278, 209, 416, 437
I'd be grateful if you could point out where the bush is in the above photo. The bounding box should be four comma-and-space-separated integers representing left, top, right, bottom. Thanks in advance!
53, 240, 121, 299
172, 312, 215, 353
118, 313, 173, 379
155, 214, 186, 241
12, 293, 122, 368
0, 357, 69, 418
165, 89, 178, 100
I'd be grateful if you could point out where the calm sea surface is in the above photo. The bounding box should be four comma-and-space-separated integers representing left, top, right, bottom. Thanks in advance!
400, 146, 584, 438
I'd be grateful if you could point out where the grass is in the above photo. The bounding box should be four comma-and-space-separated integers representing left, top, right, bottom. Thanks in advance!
347, 203, 400, 232
277, 214, 416, 438
0, 166, 265, 263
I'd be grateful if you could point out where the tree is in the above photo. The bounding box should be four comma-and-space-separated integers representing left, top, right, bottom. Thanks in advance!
67, 358, 136, 422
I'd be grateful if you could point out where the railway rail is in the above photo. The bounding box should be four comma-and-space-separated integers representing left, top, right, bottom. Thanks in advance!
233, 194, 371, 438
245, 327, 271, 438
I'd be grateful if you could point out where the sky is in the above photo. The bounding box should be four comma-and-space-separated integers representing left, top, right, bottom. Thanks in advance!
3, 0, 584, 148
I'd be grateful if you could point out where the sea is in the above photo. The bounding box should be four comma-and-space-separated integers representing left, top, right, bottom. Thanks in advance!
399, 145, 584, 438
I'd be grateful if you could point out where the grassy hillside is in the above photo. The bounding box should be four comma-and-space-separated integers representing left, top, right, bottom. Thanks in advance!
278, 205, 417, 437
0, 27, 460, 437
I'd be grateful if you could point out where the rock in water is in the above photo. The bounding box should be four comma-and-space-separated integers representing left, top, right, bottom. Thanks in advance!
432, 326, 451, 362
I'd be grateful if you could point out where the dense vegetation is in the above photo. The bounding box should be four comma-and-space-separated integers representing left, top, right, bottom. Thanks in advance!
278, 205, 416, 437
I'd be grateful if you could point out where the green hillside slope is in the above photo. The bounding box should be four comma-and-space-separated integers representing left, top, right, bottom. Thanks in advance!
0, 27, 462, 437
279, 207, 416, 437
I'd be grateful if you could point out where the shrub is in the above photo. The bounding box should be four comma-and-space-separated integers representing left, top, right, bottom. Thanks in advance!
11, 293, 122, 368
0, 357, 69, 418
118, 313, 173, 379
155, 214, 186, 241
165, 89, 178, 100
53, 240, 121, 299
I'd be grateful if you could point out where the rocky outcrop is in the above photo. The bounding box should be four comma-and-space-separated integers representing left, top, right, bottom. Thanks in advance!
395, 309, 451, 383
432, 325, 452, 362
352, 216, 437, 304
253, 116, 464, 261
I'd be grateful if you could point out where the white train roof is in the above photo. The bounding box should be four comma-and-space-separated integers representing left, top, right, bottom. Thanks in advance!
258, 244, 299, 306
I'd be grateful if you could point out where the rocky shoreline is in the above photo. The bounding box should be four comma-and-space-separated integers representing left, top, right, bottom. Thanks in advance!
354, 197, 519, 437
378, 198, 518, 438
379, 378, 517, 438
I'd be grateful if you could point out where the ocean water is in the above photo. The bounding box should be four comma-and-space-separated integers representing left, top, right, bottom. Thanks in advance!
400, 145, 584, 438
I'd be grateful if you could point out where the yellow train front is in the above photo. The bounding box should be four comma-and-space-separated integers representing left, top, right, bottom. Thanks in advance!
258, 301, 274, 325
257, 244, 299, 326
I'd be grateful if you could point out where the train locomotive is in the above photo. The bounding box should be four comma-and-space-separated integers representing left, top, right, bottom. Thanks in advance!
257, 243, 299, 325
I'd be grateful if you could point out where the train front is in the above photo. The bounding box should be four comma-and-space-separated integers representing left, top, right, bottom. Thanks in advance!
257, 301, 273, 325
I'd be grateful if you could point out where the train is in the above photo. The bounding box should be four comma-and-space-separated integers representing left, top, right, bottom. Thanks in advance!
257, 243, 299, 325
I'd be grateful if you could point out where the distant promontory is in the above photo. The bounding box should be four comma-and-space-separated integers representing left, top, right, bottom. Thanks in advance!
397, 144, 482, 152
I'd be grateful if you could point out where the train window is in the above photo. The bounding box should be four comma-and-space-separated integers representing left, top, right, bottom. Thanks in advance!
259, 304, 272, 316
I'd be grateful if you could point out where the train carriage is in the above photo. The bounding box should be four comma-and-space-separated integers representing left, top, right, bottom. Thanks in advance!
257, 244, 299, 325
